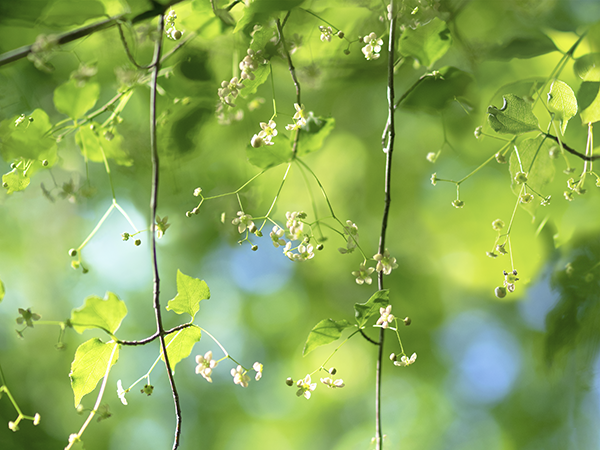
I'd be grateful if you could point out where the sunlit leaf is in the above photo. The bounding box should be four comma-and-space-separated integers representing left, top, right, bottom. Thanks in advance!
303, 319, 352, 356
509, 136, 555, 216
547, 80, 577, 134
398, 17, 451, 68
54, 79, 100, 120
296, 116, 335, 157
160, 326, 202, 373
355, 290, 389, 329
75, 124, 133, 166
487, 94, 540, 135
0, 109, 57, 163
70, 292, 128, 335
574, 53, 600, 82
578, 82, 600, 124
70, 338, 119, 407
166, 270, 210, 320
41, 0, 105, 27
2, 167, 30, 194
246, 135, 292, 169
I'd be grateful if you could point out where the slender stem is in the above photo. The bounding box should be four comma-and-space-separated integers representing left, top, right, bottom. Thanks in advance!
375, 6, 396, 449
148, 14, 182, 450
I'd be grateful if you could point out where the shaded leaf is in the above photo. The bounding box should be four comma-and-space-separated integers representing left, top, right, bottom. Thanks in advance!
398, 17, 452, 68
487, 94, 540, 135
547, 80, 577, 134
70, 338, 119, 407
401, 66, 472, 113
489, 34, 557, 60
70, 292, 128, 335
160, 326, 202, 373
2, 167, 30, 194
574, 53, 600, 82
41, 0, 105, 27
296, 116, 335, 157
246, 135, 292, 169
239, 64, 270, 98
578, 82, 600, 124
509, 136, 555, 216
234, 0, 305, 33
166, 270, 210, 320
355, 290, 389, 329
54, 79, 100, 120
303, 319, 352, 356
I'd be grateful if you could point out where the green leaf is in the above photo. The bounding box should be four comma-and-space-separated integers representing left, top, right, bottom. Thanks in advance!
487, 94, 540, 135
398, 17, 452, 68
296, 116, 335, 157
239, 64, 270, 98
509, 136, 555, 216
578, 82, 600, 124
246, 135, 292, 169
0, 279, 5, 303
166, 270, 210, 320
574, 53, 600, 82
302, 319, 352, 356
489, 34, 557, 60
234, 0, 305, 33
75, 125, 133, 166
161, 326, 202, 373
354, 290, 390, 329
2, 167, 30, 194
0, 109, 58, 163
54, 79, 100, 120
70, 292, 128, 335
69, 338, 119, 407
401, 66, 472, 113
547, 80, 577, 135
41, 0, 105, 27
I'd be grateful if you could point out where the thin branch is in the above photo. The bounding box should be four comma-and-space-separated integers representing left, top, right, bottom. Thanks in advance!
119, 323, 194, 346
0, 0, 185, 68
148, 14, 182, 450
359, 329, 380, 345
375, 4, 397, 450
544, 133, 600, 161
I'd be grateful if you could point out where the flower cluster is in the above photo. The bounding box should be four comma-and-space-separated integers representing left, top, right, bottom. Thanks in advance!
232, 211, 256, 234
362, 32, 384, 60
218, 77, 245, 107
352, 262, 375, 285
239, 48, 265, 81
320, 377, 345, 388
393, 352, 417, 367
231, 365, 250, 388
251, 120, 278, 147
319, 26, 334, 42
338, 220, 359, 254
164, 10, 184, 40
195, 351, 218, 383
296, 374, 317, 399
284, 240, 315, 262
217, 49, 265, 108
285, 103, 307, 131
374, 249, 398, 275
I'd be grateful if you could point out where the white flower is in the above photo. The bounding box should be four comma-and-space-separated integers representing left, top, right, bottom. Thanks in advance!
320, 377, 345, 388
374, 249, 398, 275
253, 362, 263, 381
394, 352, 417, 367
231, 365, 250, 387
376, 305, 394, 329
117, 380, 128, 405
285, 211, 305, 241
339, 220, 359, 253
297, 243, 315, 261
352, 262, 375, 285
232, 211, 254, 233
33, 413, 40, 426
270, 225, 286, 247
319, 26, 334, 42
258, 120, 277, 141
195, 351, 218, 383
362, 32, 384, 60
296, 374, 317, 399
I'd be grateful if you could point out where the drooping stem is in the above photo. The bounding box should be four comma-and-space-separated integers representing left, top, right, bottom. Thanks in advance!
148, 14, 182, 450
375, 4, 396, 449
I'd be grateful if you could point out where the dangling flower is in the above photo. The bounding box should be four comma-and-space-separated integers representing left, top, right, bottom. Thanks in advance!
352, 262, 374, 285
362, 32, 384, 60
195, 351, 218, 383
296, 374, 317, 399
394, 353, 417, 367
376, 305, 394, 329
373, 249, 398, 275
253, 362, 263, 381
231, 365, 250, 388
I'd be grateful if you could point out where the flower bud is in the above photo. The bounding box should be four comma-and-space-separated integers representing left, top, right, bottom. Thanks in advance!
68, 248, 77, 257
317, 244, 324, 251
495, 152, 506, 164
343, 49, 350, 55
452, 199, 464, 208
134, 239, 141, 246
389, 353, 396, 361
514, 172, 528, 184
495, 286, 507, 298
403, 317, 411, 326
3, 182, 8, 188
42, 159, 49, 166
549, 146, 559, 159
251, 244, 258, 251
285, 377, 294, 386
186, 211, 192, 218
337, 31, 344, 39
328, 367, 337, 375
491, 219, 504, 231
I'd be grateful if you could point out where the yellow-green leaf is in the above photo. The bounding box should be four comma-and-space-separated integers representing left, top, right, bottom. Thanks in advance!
303, 319, 352, 356
547, 80, 577, 134
54, 79, 100, 120
160, 326, 202, 373
70, 292, 128, 335
166, 270, 210, 320
487, 94, 540, 135
69, 338, 119, 407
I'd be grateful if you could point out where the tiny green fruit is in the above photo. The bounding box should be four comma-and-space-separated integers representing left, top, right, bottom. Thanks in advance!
285, 377, 294, 387
135, 239, 141, 246
495, 286, 507, 298
68, 248, 77, 257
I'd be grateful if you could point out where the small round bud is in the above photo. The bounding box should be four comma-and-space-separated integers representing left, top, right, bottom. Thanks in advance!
68, 248, 77, 257
452, 199, 465, 208
403, 317, 411, 326
10, 162, 16, 169
186, 211, 192, 218
121, 232, 130, 241
248, 223, 257, 234
28, 117, 33, 122
389, 353, 396, 361
474, 126, 483, 139
495, 286, 507, 298
337, 31, 344, 39
317, 244, 324, 251
492, 219, 505, 231
495, 152, 507, 164
76, 404, 85, 414
42, 159, 49, 166
514, 172, 528, 184
256, 230, 263, 237
520, 193, 533, 204
251, 134, 264, 148
55, 342, 66, 350
8, 421, 17, 431
33, 413, 40, 426
328, 367, 337, 375
193, 187, 202, 196
2, 182, 8, 188
251, 244, 258, 251
585, 273, 594, 283
82, 267, 89, 274
172, 30, 182, 40
343, 49, 350, 55
549, 146, 559, 159
134, 239, 141, 246
285, 377, 294, 386
103, 130, 114, 141
71, 260, 80, 270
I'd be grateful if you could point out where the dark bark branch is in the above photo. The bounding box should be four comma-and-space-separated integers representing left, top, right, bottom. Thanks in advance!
118, 323, 194, 346
545, 133, 600, 161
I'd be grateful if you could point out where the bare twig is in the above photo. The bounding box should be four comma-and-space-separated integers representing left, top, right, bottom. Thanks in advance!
375, 4, 397, 450
148, 14, 182, 450
119, 323, 194, 346
544, 133, 600, 161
